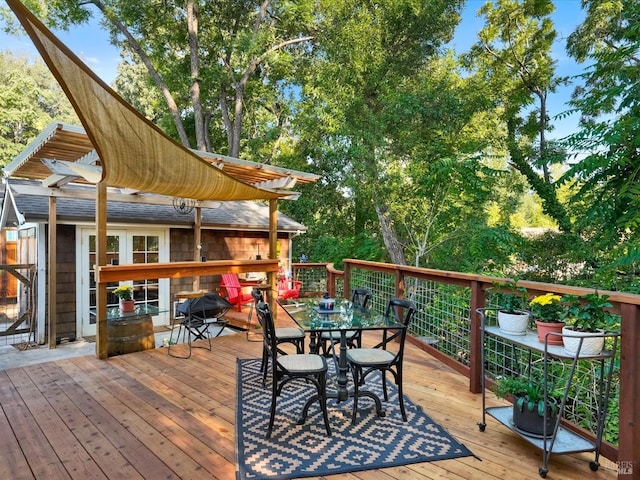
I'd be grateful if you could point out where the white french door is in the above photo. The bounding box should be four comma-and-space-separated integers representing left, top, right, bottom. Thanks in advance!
77, 228, 169, 337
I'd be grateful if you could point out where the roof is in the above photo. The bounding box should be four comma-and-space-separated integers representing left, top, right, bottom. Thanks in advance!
4, 0, 319, 201
2, 180, 306, 232
3, 122, 319, 194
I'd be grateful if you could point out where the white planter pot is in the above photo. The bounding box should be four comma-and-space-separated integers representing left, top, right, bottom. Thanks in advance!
497, 310, 530, 336
562, 326, 605, 356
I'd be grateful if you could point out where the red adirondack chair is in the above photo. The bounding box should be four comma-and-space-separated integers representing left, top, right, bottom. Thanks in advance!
220, 273, 256, 311
277, 276, 302, 299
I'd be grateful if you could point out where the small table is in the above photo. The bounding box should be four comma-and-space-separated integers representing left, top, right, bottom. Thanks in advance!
279, 297, 404, 418
91, 304, 165, 357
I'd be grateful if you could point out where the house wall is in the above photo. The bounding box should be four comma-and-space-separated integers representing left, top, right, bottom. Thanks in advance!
51, 224, 77, 342
31, 226, 289, 342
169, 228, 290, 296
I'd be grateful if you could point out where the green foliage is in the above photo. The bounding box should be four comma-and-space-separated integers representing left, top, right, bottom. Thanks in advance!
604, 387, 619, 445
514, 230, 593, 284
493, 375, 561, 417
292, 233, 386, 270
492, 279, 528, 313
0, 51, 77, 166
465, 0, 573, 233
563, 0, 640, 246
562, 292, 617, 332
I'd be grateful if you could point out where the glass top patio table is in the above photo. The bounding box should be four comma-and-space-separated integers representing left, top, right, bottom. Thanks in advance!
279, 297, 405, 408
278, 297, 402, 333
90, 304, 166, 320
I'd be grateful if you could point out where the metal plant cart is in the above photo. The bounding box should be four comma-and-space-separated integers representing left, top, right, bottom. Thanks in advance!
476, 308, 619, 478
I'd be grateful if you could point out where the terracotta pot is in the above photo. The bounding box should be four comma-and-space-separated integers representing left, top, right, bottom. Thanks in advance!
119, 299, 135, 313
535, 319, 565, 345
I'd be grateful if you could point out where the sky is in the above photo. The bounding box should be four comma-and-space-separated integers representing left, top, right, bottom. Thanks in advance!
1, 0, 586, 139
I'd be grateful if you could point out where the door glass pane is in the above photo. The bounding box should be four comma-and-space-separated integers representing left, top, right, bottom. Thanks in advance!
89, 235, 120, 323
132, 235, 160, 309
88, 234, 162, 316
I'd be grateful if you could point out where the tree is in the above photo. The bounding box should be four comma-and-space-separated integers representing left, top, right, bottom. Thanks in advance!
0, 51, 77, 166
564, 0, 640, 243
466, 0, 572, 232
4, 0, 316, 158
290, 0, 466, 266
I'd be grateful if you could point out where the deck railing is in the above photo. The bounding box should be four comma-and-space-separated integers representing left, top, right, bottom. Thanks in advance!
293, 259, 640, 474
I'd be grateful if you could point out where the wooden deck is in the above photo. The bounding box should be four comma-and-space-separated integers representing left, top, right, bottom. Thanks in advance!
1, 308, 618, 480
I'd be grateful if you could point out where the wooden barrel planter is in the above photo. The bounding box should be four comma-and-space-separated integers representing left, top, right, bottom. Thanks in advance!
107, 314, 156, 357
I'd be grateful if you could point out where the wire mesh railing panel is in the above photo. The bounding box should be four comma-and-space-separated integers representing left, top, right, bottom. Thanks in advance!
335, 276, 344, 299
0, 302, 33, 347
0, 265, 37, 349
294, 265, 327, 296
350, 267, 396, 316
405, 277, 472, 365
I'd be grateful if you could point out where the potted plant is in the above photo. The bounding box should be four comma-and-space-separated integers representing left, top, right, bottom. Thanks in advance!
529, 293, 567, 345
493, 375, 562, 437
113, 285, 135, 312
561, 292, 616, 356
493, 280, 530, 336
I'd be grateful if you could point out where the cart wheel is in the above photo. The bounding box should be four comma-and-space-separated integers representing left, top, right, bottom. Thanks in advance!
478, 423, 486, 432
539, 467, 547, 478
589, 461, 599, 471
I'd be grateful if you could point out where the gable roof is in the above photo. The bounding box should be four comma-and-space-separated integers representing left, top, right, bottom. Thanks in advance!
2, 180, 306, 232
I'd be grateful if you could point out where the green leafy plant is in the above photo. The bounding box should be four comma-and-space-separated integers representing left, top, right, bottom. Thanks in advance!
493, 280, 528, 313
562, 292, 616, 332
112, 285, 134, 301
529, 292, 566, 323
493, 375, 561, 417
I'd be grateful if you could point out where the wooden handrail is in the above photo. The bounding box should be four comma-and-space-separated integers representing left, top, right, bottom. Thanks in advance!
97, 259, 279, 283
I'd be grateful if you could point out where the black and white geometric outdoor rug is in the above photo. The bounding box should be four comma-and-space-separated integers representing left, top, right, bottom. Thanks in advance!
236, 358, 476, 480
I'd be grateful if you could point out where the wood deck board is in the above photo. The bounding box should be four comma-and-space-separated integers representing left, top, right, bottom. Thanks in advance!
0, 327, 618, 480
66, 355, 235, 480
0, 371, 41, 480
6, 366, 108, 480
29, 362, 148, 480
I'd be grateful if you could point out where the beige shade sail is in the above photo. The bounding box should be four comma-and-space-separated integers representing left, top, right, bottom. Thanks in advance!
6, 0, 285, 201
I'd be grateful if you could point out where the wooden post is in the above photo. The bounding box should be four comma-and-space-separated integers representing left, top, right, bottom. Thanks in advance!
95, 183, 108, 359
468, 280, 485, 394
343, 261, 351, 300
47, 196, 57, 348
618, 303, 640, 478
193, 206, 202, 291
268, 199, 278, 321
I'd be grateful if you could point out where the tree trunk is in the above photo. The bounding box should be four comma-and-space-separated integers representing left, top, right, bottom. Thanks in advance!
375, 202, 406, 265
536, 88, 550, 183
92, 0, 191, 148
230, 83, 244, 158
187, 1, 205, 151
